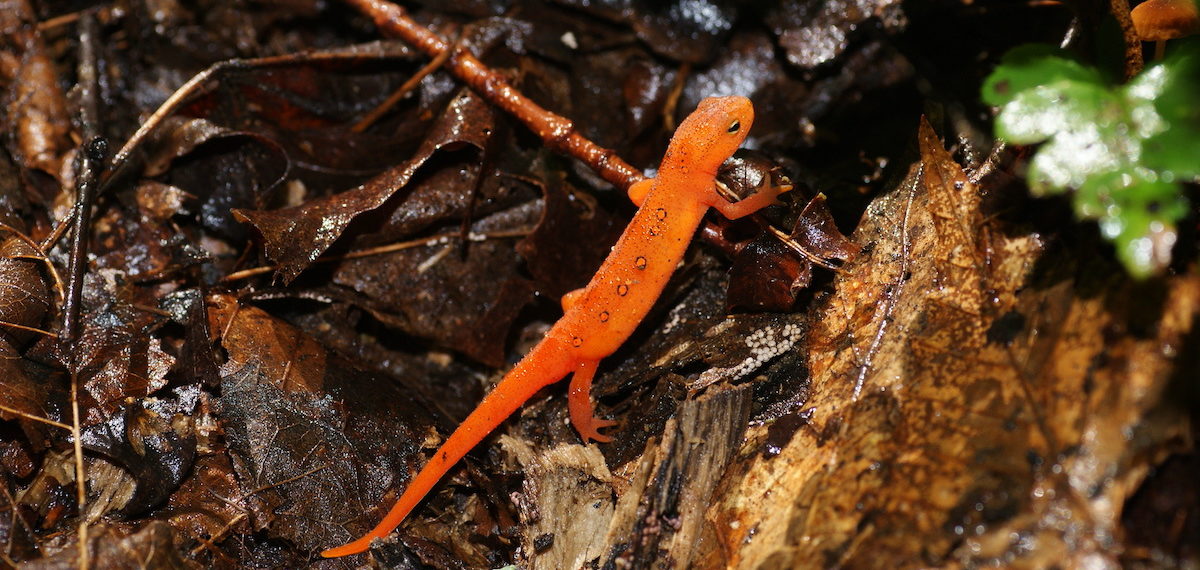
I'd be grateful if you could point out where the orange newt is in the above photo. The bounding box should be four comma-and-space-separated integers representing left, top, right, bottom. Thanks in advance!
322, 95, 786, 558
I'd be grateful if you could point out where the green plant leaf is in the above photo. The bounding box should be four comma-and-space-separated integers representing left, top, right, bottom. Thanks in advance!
1138, 44, 1200, 178
983, 40, 1200, 278
981, 45, 1104, 108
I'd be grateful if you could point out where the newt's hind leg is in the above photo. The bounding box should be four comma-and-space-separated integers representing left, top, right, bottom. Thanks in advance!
568, 359, 616, 443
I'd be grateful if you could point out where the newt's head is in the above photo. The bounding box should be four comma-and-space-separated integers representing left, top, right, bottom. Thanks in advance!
666, 95, 754, 176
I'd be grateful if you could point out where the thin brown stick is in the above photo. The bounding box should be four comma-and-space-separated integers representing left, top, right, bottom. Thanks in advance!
62, 11, 107, 343
352, 38, 455, 132
36, 10, 81, 30
247, 465, 330, 496
1, 484, 36, 561
188, 513, 247, 557
662, 62, 690, 133
0, 320, 56, 338
1108, 0, 1144, 78
69, 371, 88, 570
221, 228, 531, 282
0, 404, 73, 430
220, 302, 242, 342
280, 361, 293, 392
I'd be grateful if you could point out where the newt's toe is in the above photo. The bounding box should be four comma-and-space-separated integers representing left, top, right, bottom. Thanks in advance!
580, 418, 617, 443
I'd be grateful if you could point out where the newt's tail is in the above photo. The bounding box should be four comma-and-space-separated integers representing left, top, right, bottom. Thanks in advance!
321, 338, 577, 558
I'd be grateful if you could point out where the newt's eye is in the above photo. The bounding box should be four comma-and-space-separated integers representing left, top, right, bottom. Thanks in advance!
727, 119, 741, 133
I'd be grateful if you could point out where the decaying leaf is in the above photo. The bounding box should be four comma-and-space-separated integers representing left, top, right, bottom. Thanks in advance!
20, 521, 196, 570
161, 453, 247, 550
234, 89, 499, 283
0, 0, 72, 183
325, 198, 539, 368
70, 307, 175, 425
0, 236, 52, 429
79, 386, 199, 515
150, 118, 290, 241
214, 310, 443, 556
703, 119, 1196, 568
517, 174, 625, 302
208, 293, 327, 393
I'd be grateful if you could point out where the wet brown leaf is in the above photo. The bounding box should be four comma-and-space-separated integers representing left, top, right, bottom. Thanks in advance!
219, 357, 434, 557
767, 0, 906, 69
553, 0, 738, 64
90, 196, 211, 281
71, 309, 175, 425
719, 153, 856, 312
331, 233, 537, 368
0, 236, 51, 346
208, 293, 327, 393
152, 119, 290, 241
726, 231, 811, 312
0, 236, 52, 427
0, 0, 72, 182
234, 89, 497, 283
21, 521, 197, 570
790, 193, 860, 263
161, 453, 248, 549
703, 119, 1197, 568
79, 386, 200, 515
517, 174, 624, 302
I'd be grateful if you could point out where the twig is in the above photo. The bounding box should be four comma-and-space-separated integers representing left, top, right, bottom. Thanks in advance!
0, 321, 56, 338
1108, 0, 1144, 78
36, 10, 82, 31
70, 371, 88, 570
68, 19, 100, 568
1, 484, 36, 561
852, 173, 916, 402
247, 465, 330, 496
0, 404, 73, 430
221, 228, 531, 282
61, 11, 106, 343
280, 361, 293, 392
662, 62, 689, 133
188, 513, 247, 557
352, 37, 456, 132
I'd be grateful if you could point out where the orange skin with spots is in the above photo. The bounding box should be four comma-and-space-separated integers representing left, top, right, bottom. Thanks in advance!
322, 96, 785, 558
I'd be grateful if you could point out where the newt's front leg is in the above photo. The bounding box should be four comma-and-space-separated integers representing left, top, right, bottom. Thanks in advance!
706, 179, 789, 220
628, 178, 653, 206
